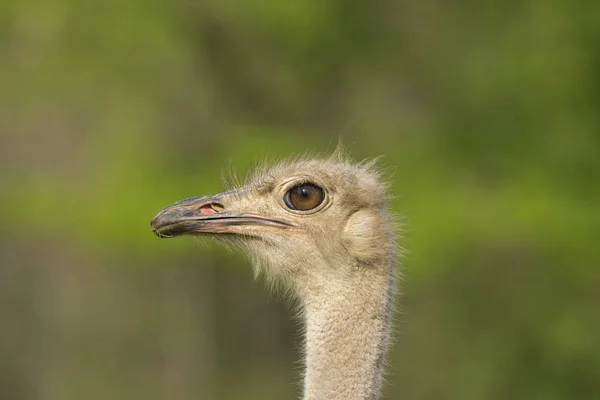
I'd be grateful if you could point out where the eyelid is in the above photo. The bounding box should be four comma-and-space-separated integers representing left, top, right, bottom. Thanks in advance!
279, 176, 314, 190
283, 190, 294, 209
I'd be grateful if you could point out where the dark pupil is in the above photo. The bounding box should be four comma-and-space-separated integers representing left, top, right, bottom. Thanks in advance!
299, 187, 310, 198
287, 184, 324, 211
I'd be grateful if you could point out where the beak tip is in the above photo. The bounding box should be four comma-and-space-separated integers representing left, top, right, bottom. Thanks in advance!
151, 225, 174, 239
151, 215, 170, 239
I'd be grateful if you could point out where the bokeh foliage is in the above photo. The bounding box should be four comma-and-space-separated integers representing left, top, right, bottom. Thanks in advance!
1, 0, 599, 399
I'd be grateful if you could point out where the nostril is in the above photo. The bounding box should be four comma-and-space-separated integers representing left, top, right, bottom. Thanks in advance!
199, 203, 223, 215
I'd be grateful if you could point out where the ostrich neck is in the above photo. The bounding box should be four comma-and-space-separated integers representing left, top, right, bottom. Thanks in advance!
302, 263, 395, 400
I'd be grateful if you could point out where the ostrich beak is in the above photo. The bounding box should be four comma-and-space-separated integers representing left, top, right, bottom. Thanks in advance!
151, 192, 292, 238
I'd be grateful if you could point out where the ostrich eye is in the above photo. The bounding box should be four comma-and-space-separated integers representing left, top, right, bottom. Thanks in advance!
284, 183, 325, 211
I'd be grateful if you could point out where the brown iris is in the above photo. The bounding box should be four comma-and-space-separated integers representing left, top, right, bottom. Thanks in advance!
284, 183, 325, 211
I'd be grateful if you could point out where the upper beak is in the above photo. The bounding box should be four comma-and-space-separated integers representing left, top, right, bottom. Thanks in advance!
150, 192, 292, 238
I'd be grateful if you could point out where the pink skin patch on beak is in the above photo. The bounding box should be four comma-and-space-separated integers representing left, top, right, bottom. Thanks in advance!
199, 204, 218, 215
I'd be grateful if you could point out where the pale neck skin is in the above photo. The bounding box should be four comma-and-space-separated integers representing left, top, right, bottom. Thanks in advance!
300, 261, 395, 400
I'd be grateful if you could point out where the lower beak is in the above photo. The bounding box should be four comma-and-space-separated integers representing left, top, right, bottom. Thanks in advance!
150, 194, 291, 238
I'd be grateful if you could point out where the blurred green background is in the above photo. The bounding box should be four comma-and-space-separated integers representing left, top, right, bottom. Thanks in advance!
1, 0, 599, 399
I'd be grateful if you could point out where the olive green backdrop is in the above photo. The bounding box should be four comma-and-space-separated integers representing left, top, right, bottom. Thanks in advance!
1, 0, 599, 399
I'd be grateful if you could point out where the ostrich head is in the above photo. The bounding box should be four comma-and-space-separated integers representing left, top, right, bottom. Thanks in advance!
151, 156, 395, 297
150, 153, 399, 400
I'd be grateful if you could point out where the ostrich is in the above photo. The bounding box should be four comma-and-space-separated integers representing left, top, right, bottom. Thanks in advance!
150, 153, 399, 400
